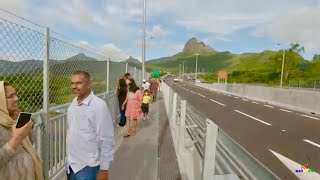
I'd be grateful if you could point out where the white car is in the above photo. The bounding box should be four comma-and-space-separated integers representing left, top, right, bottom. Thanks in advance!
195, 79, 203, 83
173, 78, 179, 82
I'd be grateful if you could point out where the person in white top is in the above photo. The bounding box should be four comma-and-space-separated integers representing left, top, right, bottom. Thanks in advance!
142, 79, 150, 91
66, 71, 114, 180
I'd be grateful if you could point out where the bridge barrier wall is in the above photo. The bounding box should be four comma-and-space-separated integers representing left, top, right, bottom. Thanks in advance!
197, 83, 320, 115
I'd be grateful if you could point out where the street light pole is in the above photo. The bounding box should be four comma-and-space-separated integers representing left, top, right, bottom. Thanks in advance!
182, 61, 186, 80
179, 64, 181, 79
142, 0, 146, 83
280, 50, 285, 87
195, 54, 199, 80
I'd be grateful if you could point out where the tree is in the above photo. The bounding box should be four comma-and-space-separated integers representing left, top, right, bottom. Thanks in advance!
313, 54, 320, 61
270, 43, 305, 81
284, 43, 305, 80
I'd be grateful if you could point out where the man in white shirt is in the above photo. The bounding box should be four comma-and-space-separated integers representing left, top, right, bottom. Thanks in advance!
66, 71, 114, 180
142, 79, 150, 91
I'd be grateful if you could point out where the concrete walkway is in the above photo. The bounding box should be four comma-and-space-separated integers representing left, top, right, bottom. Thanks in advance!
109, 93, 181, 180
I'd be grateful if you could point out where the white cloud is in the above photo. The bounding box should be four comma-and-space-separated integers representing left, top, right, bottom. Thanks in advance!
215, 36, 233, 42
265, 5, 320, 53
100, 43, 130, 61
135, 39, 156, 47
159, 41, 184, 53
72, 40, 91, 49
0, 0, 25, 12
149, 25, 168, 37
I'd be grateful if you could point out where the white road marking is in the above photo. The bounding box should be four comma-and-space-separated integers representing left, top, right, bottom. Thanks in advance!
264, 105, 274, 108
301, 115, 320, 120
303, 139, 320, 149
242, 99, 249, 101
234, 97, 239, 99
280, 109, 292, 113
235, 110, 272, 126
209, 99, 226, 106
190, 91, 195, 93
198, 93, 205, 97
281, 130, 286, 132
270, 149, 320, 179
252, 101, 259, 104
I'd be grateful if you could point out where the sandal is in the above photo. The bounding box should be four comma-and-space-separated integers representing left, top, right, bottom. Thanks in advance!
124, 134, 130, 138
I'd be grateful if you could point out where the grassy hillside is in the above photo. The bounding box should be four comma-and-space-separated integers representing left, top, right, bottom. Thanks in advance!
146, 48, 318, 86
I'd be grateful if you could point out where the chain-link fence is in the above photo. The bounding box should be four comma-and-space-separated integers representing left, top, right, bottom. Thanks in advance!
0, 18, 45, 112
0, 18, 148, 179
287, 80, 320, 90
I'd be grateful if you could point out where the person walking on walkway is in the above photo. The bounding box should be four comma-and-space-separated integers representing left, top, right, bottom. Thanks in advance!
66, 71, 114, 180
142, 79, 150, 91
0, 81, 43, 180
121, 79, 142, 138
141, 90, 151, 120
150, 78, 159, 102
117, 78, 127, 127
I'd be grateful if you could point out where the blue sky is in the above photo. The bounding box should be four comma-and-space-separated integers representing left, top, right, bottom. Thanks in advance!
1, 0, 320, 61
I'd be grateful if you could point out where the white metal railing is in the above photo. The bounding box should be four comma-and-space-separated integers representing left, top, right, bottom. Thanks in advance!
162, 83, 280, 180
31, 91, 121, 179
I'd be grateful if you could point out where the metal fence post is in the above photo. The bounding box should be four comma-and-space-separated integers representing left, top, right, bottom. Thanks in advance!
42, 27, 50, 180
168, 88, 172, 119
314, 81, 317, 91
164, 85, 168, 112
172, 93, 177, 129
134, 67, 136, 80
106, 57, 110, 95
178, 100, 186, 154
202, 119, 218, 180
125, 63, 128, 73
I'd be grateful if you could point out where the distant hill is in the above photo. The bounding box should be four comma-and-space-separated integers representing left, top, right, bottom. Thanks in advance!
66, 53, 99, 61
0, 53, 103, 77
122, 56, 141, 66
145, 38, 315, 85
182, 37, 216, 54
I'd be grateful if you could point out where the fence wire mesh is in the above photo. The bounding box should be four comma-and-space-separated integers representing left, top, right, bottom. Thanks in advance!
49, 34, 108, 106
109, 61, 126, 92
0, 18, 45, 112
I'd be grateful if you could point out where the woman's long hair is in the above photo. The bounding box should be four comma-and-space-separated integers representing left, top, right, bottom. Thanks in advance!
117, 78, 127, 95
129, 78, 139, 93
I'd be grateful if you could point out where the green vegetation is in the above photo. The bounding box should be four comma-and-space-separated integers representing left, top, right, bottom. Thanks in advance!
1, 74, 106, 112
146, 43, 320, 87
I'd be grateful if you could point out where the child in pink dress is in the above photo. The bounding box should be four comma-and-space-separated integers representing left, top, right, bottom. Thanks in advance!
121, 79, 142, 137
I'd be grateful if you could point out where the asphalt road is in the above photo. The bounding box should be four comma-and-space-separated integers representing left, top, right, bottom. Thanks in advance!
165, 78, 320, 180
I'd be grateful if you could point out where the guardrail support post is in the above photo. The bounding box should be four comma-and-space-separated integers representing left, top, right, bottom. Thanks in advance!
178, 100, 187, 154
202, 119, 218, 180
172, 93, 177, 129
